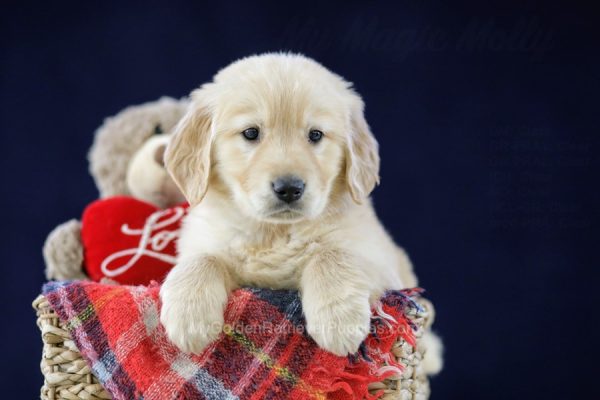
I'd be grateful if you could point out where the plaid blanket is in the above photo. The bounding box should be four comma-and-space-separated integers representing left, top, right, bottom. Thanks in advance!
43, 281, 423, 400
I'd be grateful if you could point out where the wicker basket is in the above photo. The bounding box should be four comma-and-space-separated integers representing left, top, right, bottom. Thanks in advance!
33, 294, 433, 400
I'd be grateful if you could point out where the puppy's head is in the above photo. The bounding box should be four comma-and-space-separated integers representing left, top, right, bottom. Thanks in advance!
165, 53, 379, 223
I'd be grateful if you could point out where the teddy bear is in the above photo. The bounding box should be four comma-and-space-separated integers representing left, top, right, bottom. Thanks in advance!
43, 97, 188, 281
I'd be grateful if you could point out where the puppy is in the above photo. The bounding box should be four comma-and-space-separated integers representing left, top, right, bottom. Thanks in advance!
160, 53, 438, 370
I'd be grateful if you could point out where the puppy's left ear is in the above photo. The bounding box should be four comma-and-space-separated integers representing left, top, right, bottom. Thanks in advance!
164, 87, 214, 207
345, 95, 380, 204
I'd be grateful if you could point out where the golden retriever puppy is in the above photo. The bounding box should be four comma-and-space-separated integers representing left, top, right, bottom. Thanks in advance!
160, 53, 438, 369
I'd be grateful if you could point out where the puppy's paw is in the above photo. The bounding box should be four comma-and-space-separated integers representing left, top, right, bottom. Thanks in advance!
304, 298, 371, 356
159, 284, 226, 354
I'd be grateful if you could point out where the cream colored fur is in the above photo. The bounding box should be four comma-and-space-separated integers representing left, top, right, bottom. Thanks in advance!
127, 134, 186, 208
160, 53, 440, 370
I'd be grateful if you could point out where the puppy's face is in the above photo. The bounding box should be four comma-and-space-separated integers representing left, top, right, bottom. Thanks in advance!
165, 54, 380, 223
212, 74, 356, 222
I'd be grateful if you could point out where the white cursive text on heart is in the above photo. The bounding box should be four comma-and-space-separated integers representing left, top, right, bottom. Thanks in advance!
100, 207, 185, 278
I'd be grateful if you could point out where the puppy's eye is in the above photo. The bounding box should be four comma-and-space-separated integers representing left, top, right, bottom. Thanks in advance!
308, 129, 323, 143
242, 127, 260, 141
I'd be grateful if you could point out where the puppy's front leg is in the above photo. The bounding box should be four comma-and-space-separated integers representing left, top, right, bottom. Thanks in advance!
160, 256, 230, 354
301, 250, 371, 356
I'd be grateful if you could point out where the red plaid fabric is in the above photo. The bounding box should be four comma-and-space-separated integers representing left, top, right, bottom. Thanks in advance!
43, 281, 421, 400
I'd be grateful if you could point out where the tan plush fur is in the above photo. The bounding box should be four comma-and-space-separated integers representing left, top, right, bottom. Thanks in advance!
127, 134, 186, 208
44, 97, 187, 281
89, 96, 187, 203
160, 53, 429, 361
43, 219, 87, 280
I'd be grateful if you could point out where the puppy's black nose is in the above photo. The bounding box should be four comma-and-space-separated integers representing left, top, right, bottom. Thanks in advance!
272, 176, 305, 203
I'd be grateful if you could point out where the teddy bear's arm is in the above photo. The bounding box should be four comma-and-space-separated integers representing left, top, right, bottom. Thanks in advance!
43, 219, 88, 281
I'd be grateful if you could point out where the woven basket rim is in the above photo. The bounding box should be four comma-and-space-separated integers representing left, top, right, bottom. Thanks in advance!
33, 292, 431, 400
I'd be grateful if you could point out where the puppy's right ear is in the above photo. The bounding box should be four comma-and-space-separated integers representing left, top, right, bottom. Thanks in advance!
164, 88, 213, 207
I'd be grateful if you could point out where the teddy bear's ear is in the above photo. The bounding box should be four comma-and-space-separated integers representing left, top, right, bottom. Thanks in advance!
164, 87, 214, 207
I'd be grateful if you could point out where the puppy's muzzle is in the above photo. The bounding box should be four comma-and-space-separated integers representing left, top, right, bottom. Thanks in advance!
272, 176, 305, 203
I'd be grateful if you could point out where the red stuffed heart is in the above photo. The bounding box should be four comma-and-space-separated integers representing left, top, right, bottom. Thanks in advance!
82, 197, 188, 285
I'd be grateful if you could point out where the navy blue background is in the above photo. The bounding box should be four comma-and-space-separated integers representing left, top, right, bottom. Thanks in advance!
1, 1, 598, 398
